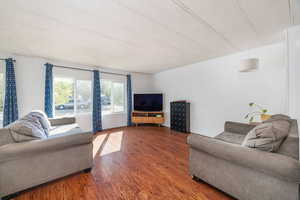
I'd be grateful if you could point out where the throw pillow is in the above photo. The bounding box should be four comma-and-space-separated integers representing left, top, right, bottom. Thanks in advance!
30, 110, 52, 135
242, 119, 291, 152
8, 114, 47, 142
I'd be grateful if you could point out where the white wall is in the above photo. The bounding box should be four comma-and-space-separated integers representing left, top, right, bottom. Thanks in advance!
154, 43, 287, 137
0, 53, 154, 131
132, 73, 155, 93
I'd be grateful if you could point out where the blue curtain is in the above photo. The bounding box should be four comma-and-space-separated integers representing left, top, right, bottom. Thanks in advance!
93, 70, 102, 133
127, 74, 132, 126
44, 63, 53, 118
3, 58, 19, 127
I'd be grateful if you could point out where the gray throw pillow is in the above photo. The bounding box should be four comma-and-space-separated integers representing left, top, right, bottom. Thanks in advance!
29, 110, 52, 135
242, 119, 291, 152
7, 114, 47, 142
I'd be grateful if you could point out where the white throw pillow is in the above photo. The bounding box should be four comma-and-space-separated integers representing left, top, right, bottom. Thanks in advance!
30, 110, 52, 135
7, 114, 47, 142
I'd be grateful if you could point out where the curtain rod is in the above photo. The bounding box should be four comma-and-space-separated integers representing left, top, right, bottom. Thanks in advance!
0, 58, 16, 62
53, 64, 128, 77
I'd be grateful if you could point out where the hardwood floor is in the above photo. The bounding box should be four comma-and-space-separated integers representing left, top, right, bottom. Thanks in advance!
15, 127, 233, 200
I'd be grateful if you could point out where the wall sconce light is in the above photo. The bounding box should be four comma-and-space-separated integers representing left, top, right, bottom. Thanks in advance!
239, 58, 259, 72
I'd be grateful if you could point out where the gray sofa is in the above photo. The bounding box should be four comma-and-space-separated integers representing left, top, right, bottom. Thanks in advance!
0, 117, 93, 199
188, 120, 300, 200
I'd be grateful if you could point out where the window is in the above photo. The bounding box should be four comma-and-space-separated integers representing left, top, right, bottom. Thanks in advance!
0, 72, 4, 126
101, 79, 125, 115
54, 77, 92, 117
53, 68, 124, 117
76, 80, 92, 113
54, 77, 75, 116
112, 82, 125, 112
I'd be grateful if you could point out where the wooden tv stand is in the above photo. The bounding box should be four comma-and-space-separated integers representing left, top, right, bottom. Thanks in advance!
132, 111, 164, 126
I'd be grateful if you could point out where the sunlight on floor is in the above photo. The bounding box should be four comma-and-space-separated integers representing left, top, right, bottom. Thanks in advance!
93, 134, 107, 158
93, 131, 124, 158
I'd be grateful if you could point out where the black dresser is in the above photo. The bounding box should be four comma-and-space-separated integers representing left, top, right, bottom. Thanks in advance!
170, 101, 190, 133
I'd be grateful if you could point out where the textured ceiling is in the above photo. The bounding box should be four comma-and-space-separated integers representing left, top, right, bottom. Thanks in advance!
0, 0, 298, 73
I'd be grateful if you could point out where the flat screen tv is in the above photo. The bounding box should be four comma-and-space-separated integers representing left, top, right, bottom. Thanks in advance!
134, 93, 163, 111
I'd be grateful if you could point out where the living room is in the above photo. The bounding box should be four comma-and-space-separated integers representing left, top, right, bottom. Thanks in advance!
0, 1, 300, 200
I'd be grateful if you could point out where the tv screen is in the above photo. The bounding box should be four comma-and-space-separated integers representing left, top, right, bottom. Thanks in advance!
134, 93, 163, 111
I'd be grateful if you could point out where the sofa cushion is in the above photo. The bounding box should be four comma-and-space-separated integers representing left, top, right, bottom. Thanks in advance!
0, 128, 14, 146
264, 114, 291, 122
7, 114, 47, 142
48, 117, 76, 126
224, 121, 256, 135
215, 131, 246, 145
49, 123, 82, 136
29, 110, 52, 135
242, 120, 291, 152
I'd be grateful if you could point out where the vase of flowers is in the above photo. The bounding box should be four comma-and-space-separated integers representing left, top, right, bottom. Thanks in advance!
245, 102, 270, 123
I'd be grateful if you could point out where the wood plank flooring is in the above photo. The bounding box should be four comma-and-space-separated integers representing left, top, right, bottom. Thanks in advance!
15, 127, 233, 200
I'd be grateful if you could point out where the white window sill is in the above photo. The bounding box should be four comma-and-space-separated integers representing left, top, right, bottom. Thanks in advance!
102, 112, 126, 116
54, 112, 92, 118
55, 111, 126, 118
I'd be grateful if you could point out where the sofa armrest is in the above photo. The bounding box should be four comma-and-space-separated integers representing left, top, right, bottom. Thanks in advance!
48, 117, 76, 126
187, 134, 300, 183
224, 121, 256, 135
0, 131, 93, 163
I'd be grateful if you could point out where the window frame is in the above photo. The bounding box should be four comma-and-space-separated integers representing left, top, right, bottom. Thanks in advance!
52, 70, 127, 117
53, 75, 92, 117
